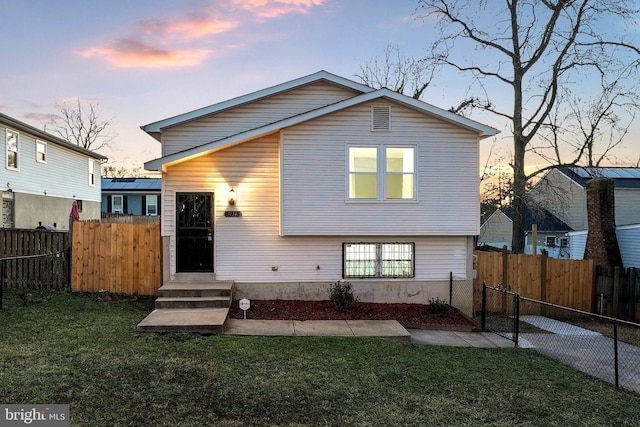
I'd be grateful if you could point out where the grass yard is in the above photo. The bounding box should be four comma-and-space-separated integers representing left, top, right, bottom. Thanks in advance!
1, 291, 640, 426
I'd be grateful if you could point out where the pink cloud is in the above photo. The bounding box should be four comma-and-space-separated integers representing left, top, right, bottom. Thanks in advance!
235, 0, 325, 18
138, 13, 238, 40
79, 0, 325, 69
82, 39, 213, 68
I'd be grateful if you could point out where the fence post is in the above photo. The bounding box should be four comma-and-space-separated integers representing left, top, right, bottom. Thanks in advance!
613, 320, 619, 390
481, 281, 487, 331
449, 272, 453, 305
513, 293, 520, 347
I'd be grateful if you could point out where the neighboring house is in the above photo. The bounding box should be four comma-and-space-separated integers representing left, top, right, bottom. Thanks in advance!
478, 207, 574, 258
529, 166, 640, 231
101, 177, 161, 216
141, 70, 498, 304
1, 113, 106, 230
569, 224, 640, 268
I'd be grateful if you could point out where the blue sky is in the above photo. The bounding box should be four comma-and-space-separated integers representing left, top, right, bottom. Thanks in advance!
2, 0, 638, 173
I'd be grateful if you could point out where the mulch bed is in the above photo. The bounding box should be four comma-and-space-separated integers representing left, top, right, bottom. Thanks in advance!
229, 299, 480, 331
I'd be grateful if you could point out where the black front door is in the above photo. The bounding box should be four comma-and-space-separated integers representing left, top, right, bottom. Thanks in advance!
176, 193, 214, 272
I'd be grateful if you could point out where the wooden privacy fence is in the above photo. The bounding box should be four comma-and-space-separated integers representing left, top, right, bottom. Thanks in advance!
71, 222, 161, 295
474, 250, 595, 314
0, 229, 70, 291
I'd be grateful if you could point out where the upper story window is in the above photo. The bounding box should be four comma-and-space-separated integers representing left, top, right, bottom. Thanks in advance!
348, 145, 415, 201
6, 129, 18, 170
36, 141, 47, 163
89, 159, 95, 186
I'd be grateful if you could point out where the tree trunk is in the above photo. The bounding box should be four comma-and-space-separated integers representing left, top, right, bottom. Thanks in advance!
511, 139, 527, 253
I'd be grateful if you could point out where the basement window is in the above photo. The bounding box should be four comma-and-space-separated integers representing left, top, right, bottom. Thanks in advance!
343, 242, 415, 278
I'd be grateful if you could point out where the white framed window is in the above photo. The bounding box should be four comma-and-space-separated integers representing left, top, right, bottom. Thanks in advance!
347, 145, 415, 201
343, 242, 415, 278
146, 195, 158, 216
559, 237, 569, 248
6, 129, 18, 170
89, 159, 95, 186
112, 195, 124, 214
36, 141, 47, 163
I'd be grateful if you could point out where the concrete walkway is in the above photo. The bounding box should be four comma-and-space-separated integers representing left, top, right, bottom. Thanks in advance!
224, 319, 514, 348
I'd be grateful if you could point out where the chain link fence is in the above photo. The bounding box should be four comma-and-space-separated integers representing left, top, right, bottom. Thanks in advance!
449, 273, 474, 318
478, 283, 640, 394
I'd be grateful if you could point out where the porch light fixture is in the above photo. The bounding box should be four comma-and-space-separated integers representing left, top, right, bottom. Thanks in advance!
228, 187, 236, 206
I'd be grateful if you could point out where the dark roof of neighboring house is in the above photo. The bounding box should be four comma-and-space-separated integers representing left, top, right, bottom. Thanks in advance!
502, 207, 574, 232
558, 166, 640, 189
101, 177, 161, 192
0, 112, 107, 161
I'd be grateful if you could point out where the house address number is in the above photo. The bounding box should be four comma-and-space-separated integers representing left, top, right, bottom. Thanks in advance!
224, 211, 243, 217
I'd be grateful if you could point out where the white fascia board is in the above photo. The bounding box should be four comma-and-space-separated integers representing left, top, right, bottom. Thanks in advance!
145, 89, 499, 170
374, 89, 499, 137
140, 70, 373, 133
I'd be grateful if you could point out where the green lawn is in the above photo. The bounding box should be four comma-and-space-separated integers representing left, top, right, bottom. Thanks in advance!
1, 291, 639, 427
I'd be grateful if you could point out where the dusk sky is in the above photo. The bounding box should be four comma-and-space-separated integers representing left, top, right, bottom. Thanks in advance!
2, 0, 639, 174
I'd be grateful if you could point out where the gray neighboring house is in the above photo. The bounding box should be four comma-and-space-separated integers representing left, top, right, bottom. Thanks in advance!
101, 177, 161, 216
478, 207, 574, 258
1, 112, 106, 230
529, 166, 640, 231
529, 166, 640, 266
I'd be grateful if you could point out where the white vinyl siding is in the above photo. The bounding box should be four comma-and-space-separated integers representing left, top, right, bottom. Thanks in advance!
0, 126, 100, 202
615, 189, 640, 227
281, 101, 480, 235
162, 135, 471, 281
162, 82, 359, 156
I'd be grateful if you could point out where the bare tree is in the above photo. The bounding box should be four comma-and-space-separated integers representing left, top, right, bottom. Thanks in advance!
416, 0, 640, 252
356, 44, 436, 100
52, 99, 116, 152
102, 165, 146, 178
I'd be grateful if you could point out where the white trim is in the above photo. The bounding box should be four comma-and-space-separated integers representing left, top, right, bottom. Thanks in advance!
88, 159, 96, 186
345, 144, 417, 202
111, 195, 124, 213
5, 128, 19, 170
146, 194, 158, 216
145, 88, 499, 171
36, 140, 47, 164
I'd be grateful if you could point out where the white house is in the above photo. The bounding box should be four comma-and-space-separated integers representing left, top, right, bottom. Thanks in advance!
142, 71, 498, 304
1, 113, 106, 229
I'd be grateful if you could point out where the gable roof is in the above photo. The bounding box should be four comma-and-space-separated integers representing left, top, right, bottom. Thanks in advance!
143, 72, 499, 171
141, 70, 374, 136
101, 177, 161, 192
0, 112, 107, 161
502, 207, 573, 232
558, 166, 640, 189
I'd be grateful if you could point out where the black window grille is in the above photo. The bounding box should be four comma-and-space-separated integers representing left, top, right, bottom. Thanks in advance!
343, 242, 415, 278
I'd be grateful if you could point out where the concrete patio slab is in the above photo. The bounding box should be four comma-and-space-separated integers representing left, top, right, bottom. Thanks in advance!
346, 320, 411, 341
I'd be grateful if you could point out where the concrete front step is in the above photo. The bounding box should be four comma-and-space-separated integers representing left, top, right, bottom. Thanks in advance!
155, 296, 231, 309
136, 308, 228, 334
158, 282, 233, 298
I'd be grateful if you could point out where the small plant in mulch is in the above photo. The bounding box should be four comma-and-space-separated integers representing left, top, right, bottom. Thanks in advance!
329, 280, 358, 312
427, 297, 449, 317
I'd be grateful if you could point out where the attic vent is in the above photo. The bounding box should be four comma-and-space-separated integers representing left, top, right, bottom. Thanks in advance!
371, 106, 391, 131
